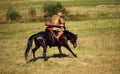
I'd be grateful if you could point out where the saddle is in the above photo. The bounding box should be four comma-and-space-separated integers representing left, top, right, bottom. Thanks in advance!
45, 29, 58, 45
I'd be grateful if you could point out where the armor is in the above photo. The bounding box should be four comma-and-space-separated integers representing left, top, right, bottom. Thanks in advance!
45, 8, 66, 40
45, 15, 65, 27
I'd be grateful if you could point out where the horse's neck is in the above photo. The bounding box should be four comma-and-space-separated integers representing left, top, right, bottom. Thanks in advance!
64, 31, 72, 40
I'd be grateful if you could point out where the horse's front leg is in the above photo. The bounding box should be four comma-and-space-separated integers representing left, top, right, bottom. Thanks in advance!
64, 44, 77, 57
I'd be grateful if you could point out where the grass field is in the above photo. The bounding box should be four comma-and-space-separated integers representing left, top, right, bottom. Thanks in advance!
0, 0, 120, 74
0, 19, 120, 74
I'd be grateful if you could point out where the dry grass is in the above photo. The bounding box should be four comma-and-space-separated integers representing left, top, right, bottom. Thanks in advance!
0, 19, 120, 74
68, 5, 120, 14
0, 0, 120, 74
0, 0, 73, 3
68, 5, 120, 19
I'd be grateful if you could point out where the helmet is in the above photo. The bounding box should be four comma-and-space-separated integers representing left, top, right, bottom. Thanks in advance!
57, 8, 66, 16
57, 12, 63, 16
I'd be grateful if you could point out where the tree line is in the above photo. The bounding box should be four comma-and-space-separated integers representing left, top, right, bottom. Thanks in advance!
6, 2, 66, 22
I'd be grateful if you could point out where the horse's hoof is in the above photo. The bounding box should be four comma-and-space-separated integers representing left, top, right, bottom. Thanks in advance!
74, 54, 77, 58
59, 54, 63, 58
26, 61, 29, 63
33, 58, 37, 62
44, 58, 48, 61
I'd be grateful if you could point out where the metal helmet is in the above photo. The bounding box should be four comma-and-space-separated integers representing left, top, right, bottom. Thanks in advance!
57, 8, 66, 16
57, 12, 63, 16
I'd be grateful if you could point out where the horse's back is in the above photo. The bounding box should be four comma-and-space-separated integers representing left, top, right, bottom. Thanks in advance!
34, 31, 53, 43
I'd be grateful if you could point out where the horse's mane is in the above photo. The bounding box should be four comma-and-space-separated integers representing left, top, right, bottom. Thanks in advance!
63, 30, 75, 36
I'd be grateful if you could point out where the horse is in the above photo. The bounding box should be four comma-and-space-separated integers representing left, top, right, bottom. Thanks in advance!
24, 30, 77, 62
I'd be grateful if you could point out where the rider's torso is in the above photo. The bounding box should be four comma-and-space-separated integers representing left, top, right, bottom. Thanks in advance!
50, 15, 64, 25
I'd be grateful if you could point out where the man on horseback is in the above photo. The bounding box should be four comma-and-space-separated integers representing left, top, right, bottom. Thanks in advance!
25, 8, 78, 61
45, 8, 66, 40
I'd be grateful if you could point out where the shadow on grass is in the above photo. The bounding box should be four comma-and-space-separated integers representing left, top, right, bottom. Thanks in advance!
27, 53, 69, 63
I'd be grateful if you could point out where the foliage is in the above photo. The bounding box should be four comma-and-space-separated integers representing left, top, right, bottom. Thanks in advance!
28, 6, 37, 22
0, 0, 120, 23
43, 2, 64, 17
6, 6, 21, 21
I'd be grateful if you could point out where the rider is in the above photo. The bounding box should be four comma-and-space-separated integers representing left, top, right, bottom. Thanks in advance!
45, 8, 66, 40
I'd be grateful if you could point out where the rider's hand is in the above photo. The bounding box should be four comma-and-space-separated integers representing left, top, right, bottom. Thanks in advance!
60, 24, 64, 27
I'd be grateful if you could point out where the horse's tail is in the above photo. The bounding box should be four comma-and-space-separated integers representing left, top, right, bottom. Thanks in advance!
24, 34, 35, 61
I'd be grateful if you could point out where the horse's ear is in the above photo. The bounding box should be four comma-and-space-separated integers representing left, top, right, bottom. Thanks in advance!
75, 34, 78, 38
75, 34, 78, 36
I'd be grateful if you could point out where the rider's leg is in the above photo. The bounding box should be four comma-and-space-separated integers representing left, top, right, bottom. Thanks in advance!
56, 31, 63, 39
47, 27, 53, 32
56, 28, 63, 39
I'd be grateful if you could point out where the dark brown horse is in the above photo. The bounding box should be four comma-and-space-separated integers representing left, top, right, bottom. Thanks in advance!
24, 30, 77, 62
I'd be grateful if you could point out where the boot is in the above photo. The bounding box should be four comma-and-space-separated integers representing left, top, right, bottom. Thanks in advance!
56, 33, 62, 40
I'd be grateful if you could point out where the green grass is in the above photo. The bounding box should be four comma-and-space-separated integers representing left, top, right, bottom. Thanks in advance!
0, 19, 120, 74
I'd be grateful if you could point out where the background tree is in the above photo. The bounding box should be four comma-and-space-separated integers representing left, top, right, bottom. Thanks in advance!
43, 2, 64, 17
6, 6, 21, 21
28, 6, 37, 22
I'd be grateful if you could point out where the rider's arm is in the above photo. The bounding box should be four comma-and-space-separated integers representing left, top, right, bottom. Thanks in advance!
59, 18, 66, 30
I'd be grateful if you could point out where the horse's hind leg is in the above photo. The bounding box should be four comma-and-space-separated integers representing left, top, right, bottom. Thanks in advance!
58, 46, 63, 57
32, 46, 39, 61
42, 45, 48, 61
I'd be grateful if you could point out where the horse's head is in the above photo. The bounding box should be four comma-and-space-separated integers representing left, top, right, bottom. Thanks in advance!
64, 30, 78, 48
69, 34, 77, 48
